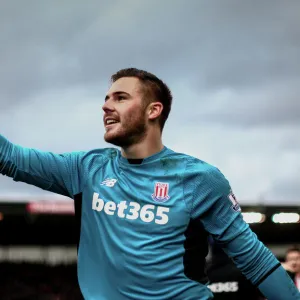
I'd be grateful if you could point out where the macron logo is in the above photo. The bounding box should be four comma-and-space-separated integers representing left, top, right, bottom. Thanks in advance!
101, 178, 117, 187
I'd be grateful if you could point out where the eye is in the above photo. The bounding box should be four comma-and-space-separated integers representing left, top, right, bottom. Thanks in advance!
117, 95, 126, 101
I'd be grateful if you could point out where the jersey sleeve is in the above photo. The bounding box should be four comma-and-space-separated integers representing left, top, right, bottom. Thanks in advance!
0, 134, 85, 198
189, 163, 300, 298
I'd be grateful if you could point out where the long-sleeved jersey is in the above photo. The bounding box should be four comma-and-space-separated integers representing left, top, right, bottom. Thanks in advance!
1, 134, 299, 300
206, 242, 264, 300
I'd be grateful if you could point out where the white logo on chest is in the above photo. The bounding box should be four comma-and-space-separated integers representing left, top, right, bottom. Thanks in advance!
100, 178, 117, 187
92, 193, 170, 225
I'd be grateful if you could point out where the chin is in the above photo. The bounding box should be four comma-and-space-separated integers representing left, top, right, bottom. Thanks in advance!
104, 132, 127, 147
104, 125, 147, 147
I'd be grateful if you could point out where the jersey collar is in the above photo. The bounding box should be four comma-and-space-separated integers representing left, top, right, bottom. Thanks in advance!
118, 146, 168, 166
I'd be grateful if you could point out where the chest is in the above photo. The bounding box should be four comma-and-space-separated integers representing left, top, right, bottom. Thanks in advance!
81, 160, 191, 233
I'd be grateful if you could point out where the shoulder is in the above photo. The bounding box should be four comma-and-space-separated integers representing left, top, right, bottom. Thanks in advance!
166, 148, 230, 192
167, 148, 226, 178
77, 147, 120, 166
161, 148, 207, 170
82, 147, 119, 157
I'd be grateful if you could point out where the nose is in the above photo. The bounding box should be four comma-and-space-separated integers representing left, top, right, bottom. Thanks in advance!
102, 99, 114, 113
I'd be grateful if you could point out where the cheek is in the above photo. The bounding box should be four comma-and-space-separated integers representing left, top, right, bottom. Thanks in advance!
122, 106, 145, 123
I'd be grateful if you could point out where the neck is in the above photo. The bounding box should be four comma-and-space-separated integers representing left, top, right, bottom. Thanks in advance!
121, 130, 164, 159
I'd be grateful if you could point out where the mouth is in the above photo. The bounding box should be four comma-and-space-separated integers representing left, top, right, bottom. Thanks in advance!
104, 118, 120, 129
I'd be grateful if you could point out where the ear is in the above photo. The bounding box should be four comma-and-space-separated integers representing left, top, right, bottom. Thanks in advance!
148, 102, 163, 120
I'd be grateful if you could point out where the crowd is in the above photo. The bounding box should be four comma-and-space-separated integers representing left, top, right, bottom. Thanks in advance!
0, 263, 82, 300
0, 246, 299, 299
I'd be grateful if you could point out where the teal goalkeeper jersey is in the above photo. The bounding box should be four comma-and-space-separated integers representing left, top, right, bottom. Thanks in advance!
0, 134, 295, 300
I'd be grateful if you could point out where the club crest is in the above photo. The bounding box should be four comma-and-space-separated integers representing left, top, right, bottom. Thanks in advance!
228, 191, 241, 212
152, 182, 170, 202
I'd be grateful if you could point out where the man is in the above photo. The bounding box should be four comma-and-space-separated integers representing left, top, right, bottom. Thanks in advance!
0, 68, 299, 299
293, 248, 300, 291
206, 238, 264, 300
282, 247, 300, 285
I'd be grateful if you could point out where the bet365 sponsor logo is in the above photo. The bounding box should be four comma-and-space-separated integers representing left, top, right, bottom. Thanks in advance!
208, 282, 239, 293
92, 193, 170, 225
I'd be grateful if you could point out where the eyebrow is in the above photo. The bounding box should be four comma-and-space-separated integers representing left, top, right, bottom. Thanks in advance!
105, 91, 130, 101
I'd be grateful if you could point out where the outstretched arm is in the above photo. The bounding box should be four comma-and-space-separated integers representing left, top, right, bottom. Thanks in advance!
0, 134, 85, 198
190, 165, 300, 300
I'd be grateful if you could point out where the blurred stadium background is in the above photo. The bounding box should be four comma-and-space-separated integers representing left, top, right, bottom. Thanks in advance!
0, 196, 299, 299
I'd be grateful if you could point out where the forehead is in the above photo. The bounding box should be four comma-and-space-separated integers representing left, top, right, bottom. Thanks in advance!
107, 77, 143, 96
287, 251, 300, 259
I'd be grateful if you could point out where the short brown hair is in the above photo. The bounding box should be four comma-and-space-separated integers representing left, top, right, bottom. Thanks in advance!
111, 68, 172, 130
286, 246, 300, 256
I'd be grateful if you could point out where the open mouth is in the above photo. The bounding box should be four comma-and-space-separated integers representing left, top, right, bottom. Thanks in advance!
105, 118, 120, 127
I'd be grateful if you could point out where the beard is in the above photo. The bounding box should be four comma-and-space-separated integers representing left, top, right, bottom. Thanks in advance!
104, 110, 147, 148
